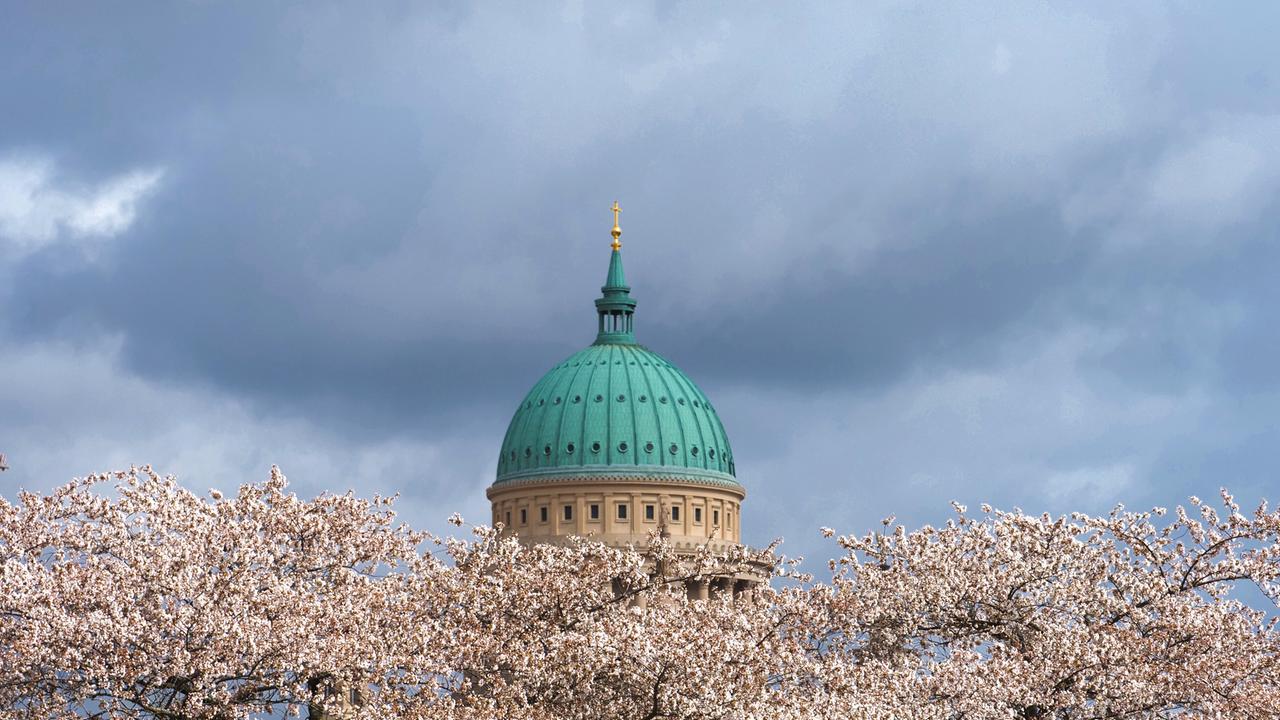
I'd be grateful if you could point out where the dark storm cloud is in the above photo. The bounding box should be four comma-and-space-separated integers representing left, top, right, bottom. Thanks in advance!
3, 3, 1280, 563
661, 198, 1091, 392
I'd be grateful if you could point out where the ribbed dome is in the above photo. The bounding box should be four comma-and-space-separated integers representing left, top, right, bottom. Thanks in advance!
495, 343, 737, 486
493, 244, 737, 488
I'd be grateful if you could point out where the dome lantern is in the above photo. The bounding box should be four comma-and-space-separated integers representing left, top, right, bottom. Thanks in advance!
594, 201, 637, 345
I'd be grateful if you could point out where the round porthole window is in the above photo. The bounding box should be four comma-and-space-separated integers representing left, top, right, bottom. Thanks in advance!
554, 396, 562, 405
693, 401, 700, 408
669, 443, 679, 455
594, 394, 604, 403
639, 395, 647, 402
659, 396, 668, 404
691, 446, 699, 456
573, 395, 581, 403
708, 448, 716, 459
509, 451, 516, 461
618, 442, 628, 453
566, 442, 575, 454
616, 394, 625, 402
524, 447, 532, 458
525, 401, 531, 409
677, 398, 686, 406
591, 441, 601, 453
543, 445, 552, 456
538, 399, 544, 406
615, 360, 622, 365
644, 442, 655, 453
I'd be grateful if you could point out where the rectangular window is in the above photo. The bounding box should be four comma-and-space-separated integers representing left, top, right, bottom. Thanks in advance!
727, 511, 732, 528
540, 506, 548, 523
563, 504, 573, 521
617, 503, 628, 520
713, 509, 720, 526
505, 511, 511, 526
520, 508, 527, 525
671, 505, 681, 522
645, 504, 655, 521
694, 507, 702, 523
590, 504, 600, 520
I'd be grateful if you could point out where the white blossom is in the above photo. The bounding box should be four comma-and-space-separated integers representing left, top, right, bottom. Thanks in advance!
1, 467, 1277, 719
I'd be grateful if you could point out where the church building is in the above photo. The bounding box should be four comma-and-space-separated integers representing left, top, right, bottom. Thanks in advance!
487, 204, 746, 560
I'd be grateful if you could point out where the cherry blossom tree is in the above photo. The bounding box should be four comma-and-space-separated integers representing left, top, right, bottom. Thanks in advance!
815, 495, 1280, 718
0, 467, 434, 718
2, 467, 1278, 719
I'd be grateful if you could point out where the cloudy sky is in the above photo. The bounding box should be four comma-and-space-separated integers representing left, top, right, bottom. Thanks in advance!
2, 3, 1278, 565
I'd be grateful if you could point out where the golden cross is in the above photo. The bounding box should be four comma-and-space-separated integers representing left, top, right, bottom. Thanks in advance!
610, 200, 622, 250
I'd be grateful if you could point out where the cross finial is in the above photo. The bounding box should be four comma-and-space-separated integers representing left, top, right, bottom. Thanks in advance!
610, 200, 622, 250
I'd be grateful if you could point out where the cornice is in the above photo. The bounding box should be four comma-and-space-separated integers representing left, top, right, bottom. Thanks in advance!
487, 466, 747, 499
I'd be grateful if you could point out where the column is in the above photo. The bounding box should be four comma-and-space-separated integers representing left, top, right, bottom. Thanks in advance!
695, 579, 710, 601
630, 491, 640, 535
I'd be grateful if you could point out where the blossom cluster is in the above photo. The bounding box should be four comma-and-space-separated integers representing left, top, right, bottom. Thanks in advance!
1, 467, 1277, 719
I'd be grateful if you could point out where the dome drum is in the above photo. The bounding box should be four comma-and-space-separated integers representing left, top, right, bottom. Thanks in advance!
488, 477, 744, 548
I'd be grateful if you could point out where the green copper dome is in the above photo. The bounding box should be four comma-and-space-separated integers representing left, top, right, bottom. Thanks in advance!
494, 247, 738, 488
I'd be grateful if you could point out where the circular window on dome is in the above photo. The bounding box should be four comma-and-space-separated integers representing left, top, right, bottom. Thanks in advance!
594, 394, 603, 403
629, 361, 636, 365
573, 362, 579, 366
543, 445, 552, 456
677, 398, 686, 406
616, 394, 625, 402
644, 362, 650, 366
615, 360, 622, 365
525, 401, 531, 409
691, 446, 699, 456
693, 401, 701, 408
591, 441, 601, 454
639, 395, 647, 402
566, 442, 575, 454
618, 442, 628, 453
524, 447, 532, 458
573, 395, 581, 403
659, 396, 668, 404
708, 448, 716, 459
509, 450, 516, 461
644, 441, 654, 453
554, 396, 562, 405
538, 399, 544, 406
669, 443, 679, 455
